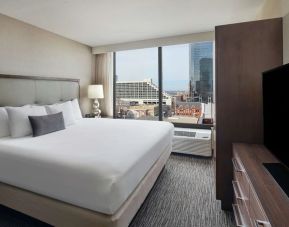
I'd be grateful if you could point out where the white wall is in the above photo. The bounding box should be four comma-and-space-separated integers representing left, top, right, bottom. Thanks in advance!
0, 13, 94, 113
284, 13, 289, 64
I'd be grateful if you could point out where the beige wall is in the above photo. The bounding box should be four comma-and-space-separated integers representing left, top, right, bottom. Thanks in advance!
256, 0, 289, 19
0, 13, 94, 114
255, 0, 289, 64
284, 13, 289, 64
93, 31, 214, 54
256, 0, 282, 20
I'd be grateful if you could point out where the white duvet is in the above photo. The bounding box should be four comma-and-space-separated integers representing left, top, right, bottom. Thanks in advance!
0, 118, 173, 214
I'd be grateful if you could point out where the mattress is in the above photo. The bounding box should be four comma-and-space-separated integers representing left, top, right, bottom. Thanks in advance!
0, 118, 173, 215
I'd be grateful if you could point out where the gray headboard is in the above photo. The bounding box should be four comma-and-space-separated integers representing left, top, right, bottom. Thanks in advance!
0, 74, 80, 107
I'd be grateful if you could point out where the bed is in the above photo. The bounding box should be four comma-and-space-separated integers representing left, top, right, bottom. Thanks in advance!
0, 74, 173, 227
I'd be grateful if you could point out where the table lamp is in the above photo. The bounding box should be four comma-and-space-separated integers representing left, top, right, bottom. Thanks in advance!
88, 84, 104, 118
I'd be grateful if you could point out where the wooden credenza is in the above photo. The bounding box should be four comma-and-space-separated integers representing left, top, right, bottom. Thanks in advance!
232, 143, 289, 227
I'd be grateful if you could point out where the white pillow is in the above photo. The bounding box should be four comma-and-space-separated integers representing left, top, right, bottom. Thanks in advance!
71, 99, 83, 120
6, 106, 47, 138
45, 101, 76, 127
0, 107, 10, 137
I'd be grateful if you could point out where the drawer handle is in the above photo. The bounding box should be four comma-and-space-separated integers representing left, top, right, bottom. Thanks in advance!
254, 220, 270, 227
232, 158, 245, 172
232, 181, 247, 200
232, 204, 246, 226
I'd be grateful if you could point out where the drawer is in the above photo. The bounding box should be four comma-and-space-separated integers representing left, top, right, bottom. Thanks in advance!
233, 180, 249, 207
233, 181, 251, 226
233, 204, 250, 227
249, 189, 270, 226
236, 199, 251, 226
234, 171, 250, 200
233, 158, 250, 199
232, 157, 245, 173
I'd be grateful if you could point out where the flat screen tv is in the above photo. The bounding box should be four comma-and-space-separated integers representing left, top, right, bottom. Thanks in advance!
263, 63, 289, 167
263, 63, 289, 197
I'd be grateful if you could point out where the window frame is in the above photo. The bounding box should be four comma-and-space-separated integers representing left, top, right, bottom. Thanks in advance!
112, 46, 214, 130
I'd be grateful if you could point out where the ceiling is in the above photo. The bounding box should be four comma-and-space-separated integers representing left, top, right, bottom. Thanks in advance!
0, 0, 267, 47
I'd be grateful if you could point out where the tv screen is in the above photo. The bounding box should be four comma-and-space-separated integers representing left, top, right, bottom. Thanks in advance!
263, 63, 289, 167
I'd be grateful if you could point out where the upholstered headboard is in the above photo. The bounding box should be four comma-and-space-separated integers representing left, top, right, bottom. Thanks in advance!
0, 74, 80, 107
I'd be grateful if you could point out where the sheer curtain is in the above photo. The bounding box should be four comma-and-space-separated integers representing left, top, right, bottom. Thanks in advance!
94, 52, 113, 117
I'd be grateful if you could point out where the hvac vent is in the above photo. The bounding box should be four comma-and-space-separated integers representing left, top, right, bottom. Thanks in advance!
174, 131, 196, 137
173, 128, 212, 157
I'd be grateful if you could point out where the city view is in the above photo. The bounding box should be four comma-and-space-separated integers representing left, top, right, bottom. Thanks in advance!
115, 42, 214, 124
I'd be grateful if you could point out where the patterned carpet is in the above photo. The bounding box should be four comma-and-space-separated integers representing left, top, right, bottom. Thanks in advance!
0, 154, 234, 227
130, 154, 234, 227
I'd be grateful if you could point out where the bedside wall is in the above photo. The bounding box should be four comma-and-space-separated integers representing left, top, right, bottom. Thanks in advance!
0, 13, 95, 113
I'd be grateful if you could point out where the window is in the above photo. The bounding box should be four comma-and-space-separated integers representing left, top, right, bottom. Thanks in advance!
115, 48, 159, 120
113, 41, 214, 127
163, 42, 214, 125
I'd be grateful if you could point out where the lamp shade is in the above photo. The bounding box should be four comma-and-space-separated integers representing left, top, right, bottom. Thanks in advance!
88, 85, 104, 99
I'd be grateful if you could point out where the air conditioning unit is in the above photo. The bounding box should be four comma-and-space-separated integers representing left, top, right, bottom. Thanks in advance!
173, 128, 212, 157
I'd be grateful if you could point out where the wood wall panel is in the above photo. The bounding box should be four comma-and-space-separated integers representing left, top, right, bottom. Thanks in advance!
215, 18, 283, 210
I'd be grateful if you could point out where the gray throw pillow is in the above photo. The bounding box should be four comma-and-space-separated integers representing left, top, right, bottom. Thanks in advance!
28, 112, 65, 137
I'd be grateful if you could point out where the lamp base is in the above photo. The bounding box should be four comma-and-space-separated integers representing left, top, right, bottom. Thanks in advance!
92, 99, 101, 118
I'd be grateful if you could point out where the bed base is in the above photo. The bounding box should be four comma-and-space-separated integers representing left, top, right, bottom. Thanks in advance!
0, 146, 171, 227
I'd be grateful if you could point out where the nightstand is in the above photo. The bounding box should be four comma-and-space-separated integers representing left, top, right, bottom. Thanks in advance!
84, 114, 113, 119
84, 113, 96, 118
101, 116, 113, 119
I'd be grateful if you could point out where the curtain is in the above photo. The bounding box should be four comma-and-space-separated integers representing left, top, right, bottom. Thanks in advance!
94, 53, 113, 116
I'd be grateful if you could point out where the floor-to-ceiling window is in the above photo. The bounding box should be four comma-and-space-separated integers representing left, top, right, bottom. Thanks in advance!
114, 47, 159, 120
162, 42, 214, 125
113, 41, 214, 128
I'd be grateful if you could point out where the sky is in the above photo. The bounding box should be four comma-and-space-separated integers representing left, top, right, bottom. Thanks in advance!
116, 44, 190, 91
